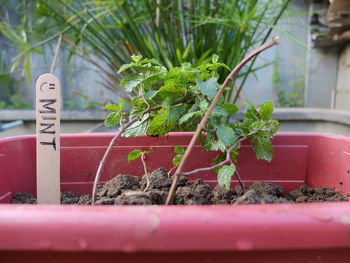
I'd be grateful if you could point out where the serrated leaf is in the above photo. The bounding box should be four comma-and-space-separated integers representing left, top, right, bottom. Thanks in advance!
118, 62, 135, 73
144, 90, 158, 100
131, 96, 147, 109
174, 145, 185, 155
217, 126, 237, 147
197, 77, 218, 99
218, 164, 236, 190
179, 111, 201, 125
259, 100, 274, 120
147, 106, 183, 136
103, 104, 122, 111
209, 63, 231, 71
221, 103, 238, 115
201, 133, 226, 152
248, 120, 279, 138
104, 112, 120, 128
173, 154, 183, 166
142, 58, 162, 66
211, 153, 226, 173
121, 73, 143, 92
199, 99, 209, 113
127, 149, 142, 161
245, 103, 259, 121
157, 82, 186, 99
212, 106, 228, 117
251, 136, 273, 162
212, 54, 219, 64
131, 54, 142, 62
124, 114, 150, 137
143, 66, 168, 83
144, 148, 153, 154
119, 99, 125, 108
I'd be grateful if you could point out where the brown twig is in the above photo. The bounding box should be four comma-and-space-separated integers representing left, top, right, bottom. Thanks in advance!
182, 137, 247, 191
234, 169, 245, 192
182, 137, 246, 176
165, 37, 280, 205
91, 95, 196, 204
92, 115, 139, 203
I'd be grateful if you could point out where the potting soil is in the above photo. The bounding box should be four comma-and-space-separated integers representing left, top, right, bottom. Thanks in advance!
11, 167, 348, 205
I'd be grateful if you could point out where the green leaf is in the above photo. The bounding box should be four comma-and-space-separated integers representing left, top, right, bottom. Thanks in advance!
201, 133, 226, 152
245, 103, 259, 121
217, 126, 237, 147
118, 62, 135, 73
142, 58, 162, 66
209, 63, 231, 72
221, 103, 238, 115
211, 153, 226, 173
248, 120, 279, 138
212, 54, 219, 64
251, 136, 273, 162
103, 104, 122, 111
124, 114, 151, 137
121, 73, 143, 92
199, 99, 209, 113
144, 90, 158, 100
144, 148, 153, 154
197, 77, 218, 99
174, 145, 185, 155
143, 66, 168, 83
131, 54, 142, 62
127, 149, 143, 161
157, 82, 186, 99
173, 154, 183, 166
104, 112, 120, 128
173, 146, 185, 166
212, 106, 228, 117
259, 100, 274, 120
147, 106, 183, 136
218, 164, 236, 190
179, 111, 201, 125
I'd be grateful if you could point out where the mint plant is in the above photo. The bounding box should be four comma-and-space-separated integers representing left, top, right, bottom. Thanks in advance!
104, 53, 231, 137
92, 37, 280, 204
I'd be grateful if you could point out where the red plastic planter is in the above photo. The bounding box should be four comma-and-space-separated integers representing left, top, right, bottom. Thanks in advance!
1, 132, 350, 263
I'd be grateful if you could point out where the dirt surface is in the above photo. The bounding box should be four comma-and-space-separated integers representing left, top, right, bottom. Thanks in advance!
11, 168, 348, 205
11, 193, 36, 204
287, 185, 347, 203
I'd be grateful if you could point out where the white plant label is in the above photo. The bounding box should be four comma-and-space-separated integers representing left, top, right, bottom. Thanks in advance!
36, 73, 60, 204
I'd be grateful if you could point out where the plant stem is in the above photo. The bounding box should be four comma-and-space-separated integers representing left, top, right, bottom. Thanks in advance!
91, 95, 196, 204
92, 115, 139, 204
182, 137, 246, 176
141, 153, 150, 192
165, 37, 280, 205
50, 34, 63, 74
234, 169, 245, 193
168, 165, 178, 178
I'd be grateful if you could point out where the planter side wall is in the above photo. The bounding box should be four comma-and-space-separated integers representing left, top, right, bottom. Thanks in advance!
1, 132, 350, 200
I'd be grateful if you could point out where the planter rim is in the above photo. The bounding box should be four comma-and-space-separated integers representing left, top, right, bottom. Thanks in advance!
2, 108, 350, 125
1, 203, 350, 252
2, 131, 350, 142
